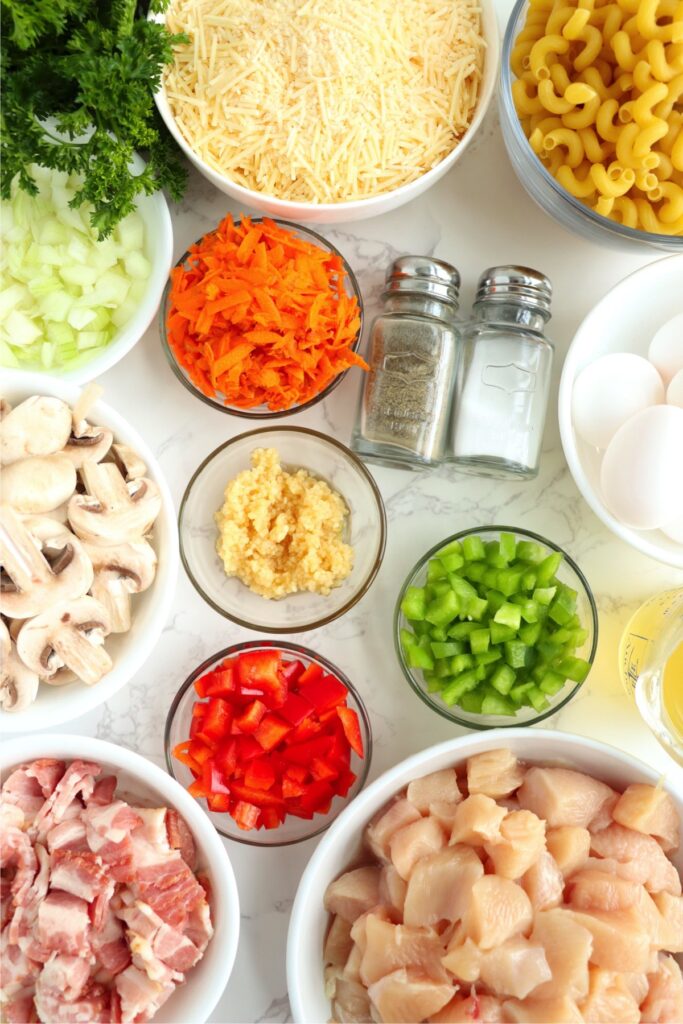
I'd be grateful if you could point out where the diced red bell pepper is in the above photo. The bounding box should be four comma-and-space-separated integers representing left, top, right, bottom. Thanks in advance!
334, 768, 357, 797
188, 779, 207, 798
236, 650, 287, 708
207, 792, 231, 813
235, 699, 267, 734
284, 764, 308, 784
311, 757, 339, 782
245, 757, 276, 791
194, 665, 237, 699
214, 738, 237, 777
280, 659, 305, 685
282, 734, 333, 765
336, 706, 364, 757
172, 741, 200, 773
230, 781, 286, 809
298, 673, 348, 713
236, 735, 263, 762
188, 740, 213, 767
282, 776, 306, 799
261, 807, 284, 829
299, 780, 334, 814
279, 691, 314, 727
287, 716, 322, 743
254, 714, 291, 752
202, 761, 231, 796
199, 698, 233, 741
192, 702, 206, 718
232, 801, 260, 831
297, 662, 323, 687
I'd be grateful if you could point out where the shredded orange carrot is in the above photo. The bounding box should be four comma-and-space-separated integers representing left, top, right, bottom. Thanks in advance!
166, 215, 366, 411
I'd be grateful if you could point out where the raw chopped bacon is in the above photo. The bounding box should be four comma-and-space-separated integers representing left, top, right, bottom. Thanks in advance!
1, 759, 212, 1023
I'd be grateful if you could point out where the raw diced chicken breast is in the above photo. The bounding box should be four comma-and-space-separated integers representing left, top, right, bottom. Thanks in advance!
390, 818, 446, 881
324, 866, 382, 923
590, 823, 682, 895
345, 943, 363, 983
403, 846, 484, 929
466, 749, 525, 799
531, 908, 593, 1001
441, 936, 481, 983
367, 800, 422, 863
502, 995, 584, 1022
641, 955, 683, 1023
407, 770, 461, 813
578, 968, 641, 1022
462, 876, 533, 949
351, 906, 394, 954
612, 784, 680, 853
368, 967, 454, 1024
652, 893, 683, 952
586, 790, 619, 834
325, 915, 354, 967
623, 971, 649, 1005
379, 865, 407, 918
359, 915, 444, 987
564, 907, 653, 972
568, 868, 643, 912
477, 937, 551, 999
332, 976, 373, 1024
546, 826, 591, 877
484, 810, 546, 879
517, 767, 615, 830
430, 993, 505, 1022
448, 795, 507, 847
521, 851, 564, 910
429, 802, 462, 833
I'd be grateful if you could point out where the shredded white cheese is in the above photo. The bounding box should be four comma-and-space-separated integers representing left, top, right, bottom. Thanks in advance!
164, 0, 485, 203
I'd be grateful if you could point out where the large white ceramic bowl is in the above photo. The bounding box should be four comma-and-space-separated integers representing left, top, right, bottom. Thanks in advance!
287, 728, 683, 1024
559, 254, 683, 570
1, 373, 179, 733
153, 7, 499, 223
3, 154, 173, 385
0, 734, 240, 1024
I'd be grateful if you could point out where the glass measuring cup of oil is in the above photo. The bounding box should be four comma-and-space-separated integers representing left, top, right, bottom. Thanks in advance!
619, 588, 683, 765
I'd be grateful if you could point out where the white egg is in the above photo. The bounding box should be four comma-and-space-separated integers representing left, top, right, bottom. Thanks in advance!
648, 313, 683, 384
600, 405, 683, 530
572, 353, 665, 449
667, 367, 683, 408
661, 514, 683, 544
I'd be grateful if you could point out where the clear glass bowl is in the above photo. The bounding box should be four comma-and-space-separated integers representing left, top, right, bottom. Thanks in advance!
164, 641, 372, 846
159, 218, 364, 418
179, 426, 386, 632
499, 0, 683, 253
394, 525, 599, 730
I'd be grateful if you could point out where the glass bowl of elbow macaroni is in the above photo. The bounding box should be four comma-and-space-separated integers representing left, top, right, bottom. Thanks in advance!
500, 0, 683, 251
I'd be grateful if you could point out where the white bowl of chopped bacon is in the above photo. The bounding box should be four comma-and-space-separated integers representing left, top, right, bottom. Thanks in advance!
0, 734, 240, 1024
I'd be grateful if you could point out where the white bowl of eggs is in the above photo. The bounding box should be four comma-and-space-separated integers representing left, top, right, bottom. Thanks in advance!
559, 255, 683, 569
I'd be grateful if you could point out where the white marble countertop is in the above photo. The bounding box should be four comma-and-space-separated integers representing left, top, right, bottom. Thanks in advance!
20, 0, 683, 1017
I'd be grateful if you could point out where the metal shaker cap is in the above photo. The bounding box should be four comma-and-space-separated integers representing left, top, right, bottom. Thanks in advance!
476, 265, 552, 317
384, 256, 461, 307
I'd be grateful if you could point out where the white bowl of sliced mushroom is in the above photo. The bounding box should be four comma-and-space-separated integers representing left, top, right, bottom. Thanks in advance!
0, 373, 178, 731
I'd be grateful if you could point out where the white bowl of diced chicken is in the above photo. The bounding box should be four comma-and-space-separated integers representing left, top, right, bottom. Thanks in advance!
287, 729, 683, 1024
0, 374, 179, 732
0, 734, 240, 1024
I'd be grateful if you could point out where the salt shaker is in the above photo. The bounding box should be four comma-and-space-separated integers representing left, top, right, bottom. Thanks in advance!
351, 256, 461, 469
449, 266, 554, 479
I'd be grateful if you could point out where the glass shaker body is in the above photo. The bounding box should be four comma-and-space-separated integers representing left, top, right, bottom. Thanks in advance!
449, 276, 554, 479
352, 258, 461, 470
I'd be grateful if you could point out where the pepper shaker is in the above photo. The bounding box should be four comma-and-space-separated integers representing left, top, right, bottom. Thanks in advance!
449, 265, 554, 479
351, 256, 461, 469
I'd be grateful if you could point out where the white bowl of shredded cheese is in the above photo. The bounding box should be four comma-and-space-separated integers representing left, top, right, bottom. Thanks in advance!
154, 0, 499, 222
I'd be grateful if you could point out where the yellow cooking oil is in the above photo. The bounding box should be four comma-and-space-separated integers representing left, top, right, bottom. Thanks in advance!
619, 588, 683, 765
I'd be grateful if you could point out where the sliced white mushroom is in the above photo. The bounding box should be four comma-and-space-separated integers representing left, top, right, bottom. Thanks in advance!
84, 539, 157, 632
0, 455, 77, 513
0, 617, 9, 663
106, 443, 147, 480
17, 595, 112, 686
0, 625, 40, 711
62, 425, 113, 469
0, 399, 12, 419
68, 462, 161, 544
0, 397, 72, 465
0, 507, 93, 619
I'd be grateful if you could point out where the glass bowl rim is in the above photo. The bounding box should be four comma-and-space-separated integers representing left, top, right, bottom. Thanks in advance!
158, 216, 365, 419
163, 638, 374, 847
178, 424, 388, 633
500, 0, 683, 250
393, 524, 600, 730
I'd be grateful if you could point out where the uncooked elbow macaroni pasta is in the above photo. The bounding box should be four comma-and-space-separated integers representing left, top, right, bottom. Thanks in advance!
511, 0, 683, 235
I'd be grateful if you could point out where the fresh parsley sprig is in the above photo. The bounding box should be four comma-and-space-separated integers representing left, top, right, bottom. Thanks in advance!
1, 0, 188, 237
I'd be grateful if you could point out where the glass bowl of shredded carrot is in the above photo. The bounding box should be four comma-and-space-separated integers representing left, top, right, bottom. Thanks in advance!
160, 215, 367, 417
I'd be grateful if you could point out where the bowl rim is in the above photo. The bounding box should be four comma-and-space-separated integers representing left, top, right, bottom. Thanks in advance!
0, 372, 180, 733
151, 2, 500, 214
500, 0, 683, 250
178, 425, 387, 632
159, 217, 364, 418
286, 726, 683, 1024
558, 253, 683, 570
394, 524, 599, 729
164, 639, 373, 847
0, 733, 240, 1024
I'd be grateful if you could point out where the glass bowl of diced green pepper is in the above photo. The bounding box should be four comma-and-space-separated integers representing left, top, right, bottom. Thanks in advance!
394, 526, 598, 729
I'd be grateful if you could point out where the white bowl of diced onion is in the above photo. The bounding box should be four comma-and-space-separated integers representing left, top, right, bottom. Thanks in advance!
0, 155, 173, 384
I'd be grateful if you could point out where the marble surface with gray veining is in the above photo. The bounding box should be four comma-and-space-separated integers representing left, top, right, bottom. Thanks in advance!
17, 0, 683, 1016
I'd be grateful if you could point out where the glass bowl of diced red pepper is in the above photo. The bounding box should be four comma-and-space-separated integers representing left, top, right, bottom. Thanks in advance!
165, 641, 372, 845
